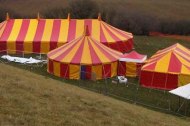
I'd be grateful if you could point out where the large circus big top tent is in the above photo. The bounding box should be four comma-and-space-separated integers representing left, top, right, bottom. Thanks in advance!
0, 14, 133, 54
140, 43, 190, 90
47, 27, 123, 80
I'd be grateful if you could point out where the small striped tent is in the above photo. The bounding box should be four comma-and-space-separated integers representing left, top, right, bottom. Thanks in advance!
140, 43, 190, 90
0, 14, 133, 54
47, 27, 123, 80
118, 51, 147, 77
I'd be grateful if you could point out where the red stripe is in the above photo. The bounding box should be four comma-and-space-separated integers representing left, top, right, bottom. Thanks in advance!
48, 59, 54, 74
142, 62, 157, 70
33, 20, 45, 53
84, 19, 92, 35
103, 22, 132, 39
100, 23, 107, 43
85, 65, 92, 79
67, 19, 76, 42
93, 41, 117, 62
53, 38, 82, 61
71, 39, 85, 64
88, 38, 102, 65
0, 20, 14, 52
102, 23, 121, 41
50, 20, 61, 50
60, 63, 69, 78
118, 62, 126, 76
48, 36, 82, 57
168, 53, 182, 73
16, 19, 30, 53
102, 64, 111, 78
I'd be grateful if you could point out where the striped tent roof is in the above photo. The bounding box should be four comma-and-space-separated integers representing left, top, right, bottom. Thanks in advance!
0, 17, 133, 52
142, 43, 190, 75
47, 29, 123, 65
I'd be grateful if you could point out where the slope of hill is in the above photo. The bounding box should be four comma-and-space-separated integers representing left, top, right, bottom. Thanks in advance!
0, 63, 190, 126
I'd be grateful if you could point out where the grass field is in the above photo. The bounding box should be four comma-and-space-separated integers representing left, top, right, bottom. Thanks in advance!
0, 61, 190, 126
1, 0, 190, 21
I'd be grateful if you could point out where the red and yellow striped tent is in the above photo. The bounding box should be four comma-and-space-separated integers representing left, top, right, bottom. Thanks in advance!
0, 14, 133, 54
118, 51, 147, 77
47, 28, 123, 80
140, 43, 190, 90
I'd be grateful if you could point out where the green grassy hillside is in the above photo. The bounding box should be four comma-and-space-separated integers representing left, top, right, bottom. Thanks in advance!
0, 63, 190, 126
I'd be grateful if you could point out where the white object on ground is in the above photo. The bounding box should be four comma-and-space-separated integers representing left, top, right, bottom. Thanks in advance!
169, 83, 190, 100
117, 76, 128, 85
1, 55, 47, 64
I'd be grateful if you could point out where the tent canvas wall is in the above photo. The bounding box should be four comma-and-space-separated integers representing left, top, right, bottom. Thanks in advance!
0, 15, 133, 54
118, 51, 147, 77
140, 43, 190, 90
47, 28, 122, 80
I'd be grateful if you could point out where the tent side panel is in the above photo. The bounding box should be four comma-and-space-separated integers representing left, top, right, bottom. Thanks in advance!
136, 63, 144, 76
118, 61, 126, 76
53, 61, 61, 77
111, 62, 117, 77
102, 38, 133, 53
60, 63, 69, 79
140, 70, 178, 90
166, 74, 178, 89
85, 65, 92, 80
152, 72, 167, 88
140, 71, 154, 87
178, 74, 190, 87
102, 64, 111, 78
92, 65, 102, 80
48, 59, 53, 74
69, 64, 80, 79
126, 62, 136, 77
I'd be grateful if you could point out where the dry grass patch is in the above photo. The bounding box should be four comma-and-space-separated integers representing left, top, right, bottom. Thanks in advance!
0, 63, 190, 126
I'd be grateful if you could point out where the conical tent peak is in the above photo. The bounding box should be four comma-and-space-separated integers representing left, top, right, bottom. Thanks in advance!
6, 12, 10, 21
98, 13, 101, 21
84, 25, 90, 36
37, 12, 40, 20
67, 13, 71, 21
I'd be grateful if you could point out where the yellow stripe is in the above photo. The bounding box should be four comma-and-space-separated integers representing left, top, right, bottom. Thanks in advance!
105, 24, 126, 40
92, 65, 102, 80
91, 20, 100, 41
89, 39, 110, 63
99, 41, 121, 58
24, 19, 38, 53
155, 52, 171, 72
41, 20, 53, 53
49, 41, 77, 59
53, 61, 60, 77
111, 62, 117, 77
175, 53, 190, 67
7, 19, 23, 53
69, 64, 80, 79
75, 20, 84, 39
80, 37, 92, 64
181, 65, 190, 75
101, 23, 115, 42
126, 62, 137, 77
58, 20, 69, 46
178, 74, 190, 86
61, 39, 82, 63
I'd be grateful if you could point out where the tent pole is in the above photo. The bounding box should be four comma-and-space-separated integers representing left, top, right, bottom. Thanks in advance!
102, 64, 108, 94
164, 73, 168, 92
150, 72, 155, 92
